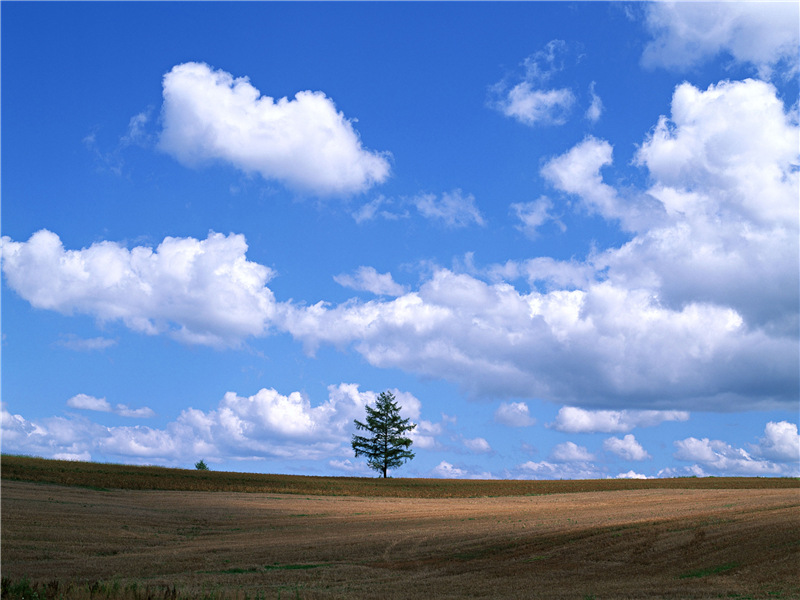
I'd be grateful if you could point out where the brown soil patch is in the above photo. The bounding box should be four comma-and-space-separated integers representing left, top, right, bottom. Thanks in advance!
2, 480, 799, 598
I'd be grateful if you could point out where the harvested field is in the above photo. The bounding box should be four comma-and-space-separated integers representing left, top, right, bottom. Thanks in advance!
2, 475, 799, 599
2, 455, 797, 497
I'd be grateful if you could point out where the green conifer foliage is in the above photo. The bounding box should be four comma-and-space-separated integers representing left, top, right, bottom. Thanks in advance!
352, 391, 416, 478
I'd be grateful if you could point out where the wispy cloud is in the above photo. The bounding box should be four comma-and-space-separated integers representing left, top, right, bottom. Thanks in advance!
585, 81, 603, 123
353, 189, 485, 228
490, 40, 579, 126
510, 197, 563, 239
55, 335, 117, 352
67, 394, 155, 418
412, 189, 486, 228
334, 267, 407, 297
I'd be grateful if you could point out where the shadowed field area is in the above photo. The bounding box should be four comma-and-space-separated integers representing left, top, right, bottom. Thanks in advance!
2, 457, 799, 599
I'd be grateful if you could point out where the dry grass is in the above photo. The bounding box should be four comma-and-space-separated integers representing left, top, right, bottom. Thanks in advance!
2, 458, 799, 599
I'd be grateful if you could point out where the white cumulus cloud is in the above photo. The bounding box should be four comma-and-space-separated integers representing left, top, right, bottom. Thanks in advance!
1, 384, 424, 466
158, 62, 390, 196
494, 401, 537, 427
751, 421, 800, 463
551, 441, 594, 463
674, 421, 800, 476
431, 460, 466, 478
463, 437, 492, 454
67, 394, 112, 412
3, 79, 797, 414
618, 79, 799, 334
642, 2, 800, 79
499, 85, 575, 127
616, 470, 648, 480
603, 434, 651, 461
517, 459, 602, 480
541, 136, 649, 230
1, 230, 277, 348
552, 407, 689, 434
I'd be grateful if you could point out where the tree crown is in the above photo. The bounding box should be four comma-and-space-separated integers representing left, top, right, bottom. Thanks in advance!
351, 391, 416, 478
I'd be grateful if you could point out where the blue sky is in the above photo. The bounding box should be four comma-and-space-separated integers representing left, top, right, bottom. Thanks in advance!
2, 1, 798, 479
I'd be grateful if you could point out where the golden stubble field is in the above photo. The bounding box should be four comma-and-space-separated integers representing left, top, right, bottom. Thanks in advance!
2, 477, 799, 599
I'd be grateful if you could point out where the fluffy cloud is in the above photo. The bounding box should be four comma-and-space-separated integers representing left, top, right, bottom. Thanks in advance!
541, 136, 656, 231
494, 402, 536, 427
552, 407, 689, 434
751, 421, 800, 463
674, 433, 788, 476
281, 262, 795, 409
1, 384, 424, 466
491, 40, 578, 126
517, 460, 602, 480
158, 62, 390, 196
635, 79, 797, 228
413, 189, 486, 228
672, 422, 800, 476
431, 460, 466, 478
499, 85, 575, 127
411, 419, 444, 450
642, 2, 800, 79
603, 434, 651, 461
334, 267, 407, 297
550, 441, 594, 463
55, 335, 117, 352
430, 460, 494, 480
67, 394, 112, 412
1, 230, 277, 348
1, 409, 108, 462
617, 79, 799, 334
616, 470, 649, 479
463, 437, 492, 454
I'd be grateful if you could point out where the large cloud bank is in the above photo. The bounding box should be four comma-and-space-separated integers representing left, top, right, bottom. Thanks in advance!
280, 80, 797, 409
2, 79, 797, 411
158, 62, 390, 196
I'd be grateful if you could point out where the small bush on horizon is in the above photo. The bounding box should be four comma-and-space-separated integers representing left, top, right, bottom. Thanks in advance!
195, 459, 209, 471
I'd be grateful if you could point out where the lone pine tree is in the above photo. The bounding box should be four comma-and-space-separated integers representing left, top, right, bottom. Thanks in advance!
352, 391, 416, 478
